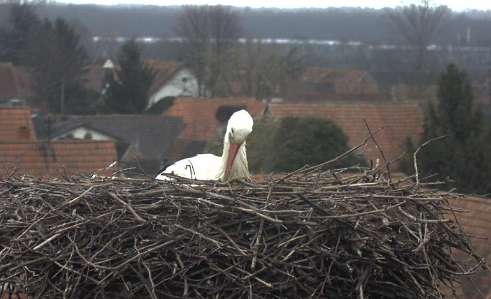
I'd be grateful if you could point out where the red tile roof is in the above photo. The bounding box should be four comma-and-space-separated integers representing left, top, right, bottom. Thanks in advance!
0, 62, 34, 100
0, 140, 117, 177
164, 97, 266, 141
0, 107, 36, 141
0, 106, 118, 177
267, 102, 424, 166
302, 67, 379, 95
449, 196, 491, 299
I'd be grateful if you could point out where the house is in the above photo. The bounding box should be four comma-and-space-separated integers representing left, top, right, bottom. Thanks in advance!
82, 59, 200, 109
0, 107, 118, 177
449, 196, 491, 299
0, 62, 34, 103
146, 60, 200, 108
49, 115, 184, 174
266, 102, 424, 168
163, 97, 265, 161
293, 67, 380, 101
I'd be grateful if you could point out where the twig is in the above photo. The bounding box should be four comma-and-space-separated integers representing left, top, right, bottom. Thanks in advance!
413, 135, 447, 187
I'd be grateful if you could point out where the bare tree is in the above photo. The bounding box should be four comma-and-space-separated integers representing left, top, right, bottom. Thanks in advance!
388, 0, 449, 71
235, 39, 306, 100
175, 5, 241, 97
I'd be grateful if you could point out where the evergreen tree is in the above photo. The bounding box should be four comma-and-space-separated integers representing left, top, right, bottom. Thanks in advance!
0, 3, 40, 64
404, 64, 491, 195
27, 18, 90, 114
102, 40, 155, 114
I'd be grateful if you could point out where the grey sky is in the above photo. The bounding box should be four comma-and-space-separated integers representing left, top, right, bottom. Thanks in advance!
56, 0, 491, 11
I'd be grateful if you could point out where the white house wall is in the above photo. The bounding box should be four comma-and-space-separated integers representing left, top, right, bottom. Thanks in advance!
148, 69, 199, 107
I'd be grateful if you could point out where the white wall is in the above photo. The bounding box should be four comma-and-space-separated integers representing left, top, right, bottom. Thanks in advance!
148, 68, 199, 107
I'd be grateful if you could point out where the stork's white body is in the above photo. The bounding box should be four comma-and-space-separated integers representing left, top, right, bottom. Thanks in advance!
155, 154, 221, 181
156, 110, 253, 182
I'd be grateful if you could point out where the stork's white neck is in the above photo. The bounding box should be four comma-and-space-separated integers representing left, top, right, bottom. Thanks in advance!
218, 140, 250, 182
217, 109, 253, 181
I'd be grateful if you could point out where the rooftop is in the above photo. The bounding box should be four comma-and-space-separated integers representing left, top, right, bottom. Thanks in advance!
0, 140, 117, 177
164, 97, 265, 141
50, 114, 184, 160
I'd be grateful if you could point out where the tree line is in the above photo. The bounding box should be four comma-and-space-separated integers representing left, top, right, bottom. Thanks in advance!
2, 3, 491, 46
0, 2, 156, 114
0, 3, 308, 112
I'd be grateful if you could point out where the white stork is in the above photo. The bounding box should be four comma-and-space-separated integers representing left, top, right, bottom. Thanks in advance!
156, 109, 253, 182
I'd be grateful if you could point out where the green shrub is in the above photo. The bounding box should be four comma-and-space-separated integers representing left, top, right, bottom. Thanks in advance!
267, 117, 363, 172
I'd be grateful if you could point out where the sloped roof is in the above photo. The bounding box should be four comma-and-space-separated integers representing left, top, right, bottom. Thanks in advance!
145, 59, 181, 96
164, 97, 266, 141
449, 196, 491, 299
267, 102, 424, 165
165, 139, 208, 164
83, 59, 182, 96
0, 62, 34, 100
0, 107, 119, 177
50, 114, 184, 162
0, 107, 36, 142
0, 140, 117, 177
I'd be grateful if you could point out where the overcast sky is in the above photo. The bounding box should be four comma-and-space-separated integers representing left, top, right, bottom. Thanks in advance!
56, 0, 491, 11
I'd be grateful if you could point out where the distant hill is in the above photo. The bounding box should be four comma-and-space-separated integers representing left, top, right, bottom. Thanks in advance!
1, 4, 491, 46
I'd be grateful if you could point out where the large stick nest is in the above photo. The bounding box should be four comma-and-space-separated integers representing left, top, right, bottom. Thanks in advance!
0, 165, 485, 298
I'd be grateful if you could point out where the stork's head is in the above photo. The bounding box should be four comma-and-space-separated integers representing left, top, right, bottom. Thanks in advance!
223, 110, 253, 180
226, 110, 253, 144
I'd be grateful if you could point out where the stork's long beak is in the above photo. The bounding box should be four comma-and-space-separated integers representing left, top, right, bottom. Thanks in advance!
225, 142, 241, 178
